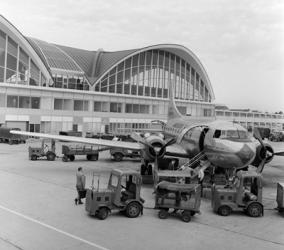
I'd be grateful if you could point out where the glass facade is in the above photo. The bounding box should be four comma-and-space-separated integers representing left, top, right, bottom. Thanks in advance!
0, 28, 43, 86
94, 50, 211, 102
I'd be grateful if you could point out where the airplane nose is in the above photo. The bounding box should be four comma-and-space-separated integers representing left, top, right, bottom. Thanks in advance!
236, 143, 256, 165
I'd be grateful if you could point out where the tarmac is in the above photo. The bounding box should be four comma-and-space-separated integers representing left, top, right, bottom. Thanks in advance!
0, 140, 283, 250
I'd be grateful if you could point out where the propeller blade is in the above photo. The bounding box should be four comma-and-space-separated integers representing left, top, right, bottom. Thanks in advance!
274, 151, 284, 156
130, 132, 151, 147
253, 128, 264, 147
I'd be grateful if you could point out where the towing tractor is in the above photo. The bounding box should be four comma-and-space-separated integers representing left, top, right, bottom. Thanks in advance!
85, 169, 144, 220
29, 139, 56, 161
212, 171, 263, 217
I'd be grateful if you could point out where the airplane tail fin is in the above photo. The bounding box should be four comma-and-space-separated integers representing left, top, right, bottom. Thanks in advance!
167, 82, 184, 122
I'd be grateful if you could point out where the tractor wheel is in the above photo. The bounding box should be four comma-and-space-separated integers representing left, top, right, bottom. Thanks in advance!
158, 209, 168, 219
114, 153, 123, 162
218, 205, 231, 216
46, 152, 56, 161
62, 155, 68, 162
247, 203, 263, 217
31, 155, 37, 161
97, 207, 109, 220
181, 211, 191, 223
69, 155, 75, 161
125, 202, 141, 218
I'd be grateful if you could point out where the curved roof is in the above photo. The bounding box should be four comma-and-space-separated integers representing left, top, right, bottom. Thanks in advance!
0, 15, 52, 82
0, 14, 214, 100
92, 44, 215, 100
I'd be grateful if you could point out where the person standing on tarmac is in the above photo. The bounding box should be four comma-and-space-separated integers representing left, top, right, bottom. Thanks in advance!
75, 167, 86, 205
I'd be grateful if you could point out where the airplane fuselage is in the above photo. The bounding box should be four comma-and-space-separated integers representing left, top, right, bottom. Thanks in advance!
163, 119, 257, 170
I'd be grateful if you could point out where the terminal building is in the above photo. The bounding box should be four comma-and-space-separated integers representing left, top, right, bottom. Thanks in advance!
0, 15, 215, 135
1, 15, 282, 136
215, 105, 284, 132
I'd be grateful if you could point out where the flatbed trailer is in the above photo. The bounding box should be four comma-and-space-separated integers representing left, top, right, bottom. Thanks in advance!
155, 181, 201, 222
62, 144, 110, 162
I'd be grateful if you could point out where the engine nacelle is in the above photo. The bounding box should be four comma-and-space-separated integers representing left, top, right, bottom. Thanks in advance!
141, 134, 166, 162
251, 143, 274, 167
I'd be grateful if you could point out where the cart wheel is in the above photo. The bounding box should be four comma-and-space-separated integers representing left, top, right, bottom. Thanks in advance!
158, 209, 168, 219
218, 205, 231, 216
247, 203, 263, 217
62, 155, 68, 162
69, 155, 75, 161
190, 211, 196, 216
46, 152, 56, 161
181, 211, 191, 223
31, 155, 37, 161
125, 202, 141, 218
97, 207, 109, 220
114, 153, 123, 162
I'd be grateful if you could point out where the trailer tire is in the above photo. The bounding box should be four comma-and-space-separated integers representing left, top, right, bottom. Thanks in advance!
87, 154, 98, 161
46, 152, 56, 161
69, 155, 75, 161
97, 207, 109, 220
114, 153, 123, 162
62, 155, 68, 162
92, 154, 98, 161
181, 211, 191, 223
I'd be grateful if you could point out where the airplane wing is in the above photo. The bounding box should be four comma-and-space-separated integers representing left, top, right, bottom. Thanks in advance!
11, 131, 144, 150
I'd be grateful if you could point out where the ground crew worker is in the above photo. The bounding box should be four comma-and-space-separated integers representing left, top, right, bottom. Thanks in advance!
75, 167, 86, 205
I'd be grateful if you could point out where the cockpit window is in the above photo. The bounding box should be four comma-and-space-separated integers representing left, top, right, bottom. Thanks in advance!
220, 130, 248, 139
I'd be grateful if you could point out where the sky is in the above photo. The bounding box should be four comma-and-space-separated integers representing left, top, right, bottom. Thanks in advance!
1, 0, 284, 113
